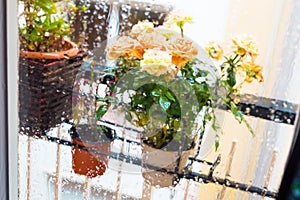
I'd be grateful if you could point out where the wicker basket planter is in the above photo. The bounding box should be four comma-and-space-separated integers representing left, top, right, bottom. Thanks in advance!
19, 41, 86, 136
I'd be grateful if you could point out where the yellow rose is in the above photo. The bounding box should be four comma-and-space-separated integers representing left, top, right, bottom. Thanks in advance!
107, 36, 144, 60
168, 38, 198, 67
165, 10, 193, 28
205, 41, 224, 60
232, 34, 259, 58
240, 61, 264, 83
164, 10, 193, 37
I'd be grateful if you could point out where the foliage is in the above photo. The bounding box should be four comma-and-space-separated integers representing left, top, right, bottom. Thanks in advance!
18, 0, 81, 52
96, 11, 264, 150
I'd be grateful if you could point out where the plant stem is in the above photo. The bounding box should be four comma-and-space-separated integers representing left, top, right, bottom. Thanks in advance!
231, 54, 239, 64
180, 27, 184, 38
24, 0, 33, 50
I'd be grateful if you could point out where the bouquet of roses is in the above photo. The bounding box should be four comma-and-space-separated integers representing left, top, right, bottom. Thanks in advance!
96, 11, 264, 150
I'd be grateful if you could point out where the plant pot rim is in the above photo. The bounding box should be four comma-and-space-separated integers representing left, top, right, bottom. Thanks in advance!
19, 40, 79, 60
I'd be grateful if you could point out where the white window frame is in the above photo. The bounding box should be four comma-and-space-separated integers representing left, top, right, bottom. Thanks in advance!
7, 0, 19, 199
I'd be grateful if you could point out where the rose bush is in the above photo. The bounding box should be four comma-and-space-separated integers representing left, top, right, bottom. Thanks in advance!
96, 12, 264, 150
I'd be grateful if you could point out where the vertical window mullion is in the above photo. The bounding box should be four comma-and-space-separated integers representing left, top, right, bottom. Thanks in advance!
7, 0, 19, 199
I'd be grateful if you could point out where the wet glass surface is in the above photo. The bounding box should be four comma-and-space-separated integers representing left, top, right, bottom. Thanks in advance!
17, 0, 300, 199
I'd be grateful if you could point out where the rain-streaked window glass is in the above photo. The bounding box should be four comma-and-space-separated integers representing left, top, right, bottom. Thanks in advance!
16, 0, 300, 199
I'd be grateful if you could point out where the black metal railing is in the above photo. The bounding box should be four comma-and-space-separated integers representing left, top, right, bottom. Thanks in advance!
19, 65, 299, 199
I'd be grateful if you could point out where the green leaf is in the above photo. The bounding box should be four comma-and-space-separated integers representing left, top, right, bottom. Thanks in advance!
165, 91, 176, 102
95, 104, 109, 120
125, 111, 132, 122
215, 135, 220, 151
159, 96, 171, 111
215, 139, 220, 151
230, 102, 243, 122
37, 0, 57, 14
211, 113, 220, 131
220, 63, 225, 71
204, 113, 212, 121
173, 118, 181, 129
43, 15, 51, 28
151, 88, 161, 97
81, 5, 88, 12
227, 68, 236, 87
229, 102, 255, 136
48, 21, 59, 30
29, 29, 41, 42
242, 118, 255, 137
194, 83, 208, 93
133, 95, 144, 104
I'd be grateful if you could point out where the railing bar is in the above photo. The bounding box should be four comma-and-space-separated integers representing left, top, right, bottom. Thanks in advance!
99, 120, 144, 134
20, 79, 299, 125
186, 172, 278, 198
54, 126, 61, 200
219, 93, 297, 125
188, 157, 214, 166
23, 134, 278, 198
26, 136, 31, 200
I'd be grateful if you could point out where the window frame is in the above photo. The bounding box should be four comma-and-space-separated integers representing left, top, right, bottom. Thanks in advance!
7, 0, 19, 199
0, 0, 8, 199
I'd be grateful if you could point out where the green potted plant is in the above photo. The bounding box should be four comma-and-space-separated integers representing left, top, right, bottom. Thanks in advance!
70, 66, 115, 178
18, 0, 86, 135
96, 11, 264, 187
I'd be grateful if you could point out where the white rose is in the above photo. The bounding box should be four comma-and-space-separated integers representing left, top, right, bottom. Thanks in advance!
140, 49, 173, 76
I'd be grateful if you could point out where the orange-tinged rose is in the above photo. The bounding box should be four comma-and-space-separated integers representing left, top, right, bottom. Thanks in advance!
130, 20, 155, 38
137, 31, 168, 50
171, 55, 187, 69
107, 36, 144, 60
168, 38, 198, 67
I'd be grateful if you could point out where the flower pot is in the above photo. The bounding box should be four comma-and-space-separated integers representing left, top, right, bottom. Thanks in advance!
142, 136, 198, 188
19, 40, 80, 60
18, 40, 86, 136
72, 139, 111, 178
70, 124, 115, 178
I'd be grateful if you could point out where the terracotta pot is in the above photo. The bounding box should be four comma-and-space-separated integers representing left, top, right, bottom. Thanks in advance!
72, 139, 111, 178
70, 124, 114, 178
18, 40, 86, 135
